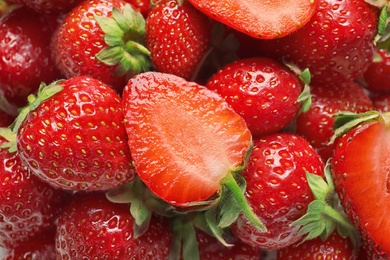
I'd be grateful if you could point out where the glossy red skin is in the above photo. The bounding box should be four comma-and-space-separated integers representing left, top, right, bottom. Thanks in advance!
0, 137, 65, 248
21, 0, 84, 14
16, 76, 135, 191
296, 81, 373, 161
230, 134, 325, 250
277, 231, 357, 259
255, 0, 379, 85
3, 225, 56, 260
55, 193, 172, 259
125, 0, 150, 17
206, 57, 301, 138
371, 93, 390, 112
146, 0, 211, 80
51, 0, 130, 93
122, 72, 252, 206
0, 6, 62, 107
332, 121, 390, 258
362, 49, 390, 93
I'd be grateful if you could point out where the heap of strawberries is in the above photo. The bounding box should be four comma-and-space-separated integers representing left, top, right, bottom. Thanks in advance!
0, 0, 389, 259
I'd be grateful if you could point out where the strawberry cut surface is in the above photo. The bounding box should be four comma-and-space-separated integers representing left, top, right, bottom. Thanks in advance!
188, 0, 317, 39
122, 72, 252, 206
332, 120, 390, 256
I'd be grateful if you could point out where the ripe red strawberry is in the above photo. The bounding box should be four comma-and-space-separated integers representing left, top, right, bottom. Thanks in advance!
0, 128, 65, 248
125, 0, 150, 17
371, 93, 390, 112
255, 0, 379, 85
145, 0, 211, 80
55, 192, 172, 259
361, 48, 390, 93
2, 225, 56, 260
51, 0, 150, 93
277, 230, 357, 259
188, 0, 317, 39
295, 81, 373, 161
331, 111, 390, 258
206, 57, 302, 138
13, 76, 136, 191
0, 5, 62, 107
230, 134, 325, 250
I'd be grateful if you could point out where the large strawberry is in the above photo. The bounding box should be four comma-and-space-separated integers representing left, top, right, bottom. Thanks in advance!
331, 111, 390, 258
51, 0, 150, 93
12, 76, 136, 191
188, 0, 318, 39
255, 0, 379, 85
0, 5, 62, 107
295, 81, 373, 161
206, 57, 302, 138
0, 128, 65, 249
55, 192, 172, 259
229, 134, 325, 249
122, 71, 266, 232
145, 0, 211, 80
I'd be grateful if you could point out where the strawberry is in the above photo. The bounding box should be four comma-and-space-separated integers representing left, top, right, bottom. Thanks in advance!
295, 81, 373, 161
255, 0, 379, 85
2, 225, 56, 260
17, 0, 84, 14
122, 71, 267, 233
0, 128, 65, 248
188, 0, 317, 39
145, 0, 211, 80
361, 48, 390, 93
51, 0, 150, 93
0, 5, 62, 107
125, 0, 150, 17
12, 76, 136, 191
229, 134, 325, 250
371, 93, 390, 112
55, 192, 172, 259
206, 57, 302, 138
277, 230, 357, 259
331, 111, 390, 258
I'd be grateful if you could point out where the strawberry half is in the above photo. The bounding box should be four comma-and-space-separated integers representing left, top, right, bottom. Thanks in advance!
122, 71, 265, 231
188, 0, 318, 39
331, 111, 390, 258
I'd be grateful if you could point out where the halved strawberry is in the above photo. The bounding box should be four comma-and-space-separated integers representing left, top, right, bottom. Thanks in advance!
187, 0, 318, 39
331, 111, 390, 258
122, 71, 265, 231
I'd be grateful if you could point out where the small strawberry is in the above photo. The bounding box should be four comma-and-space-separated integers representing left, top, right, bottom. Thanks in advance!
0, 128, 65, 248
55, 192, 172, 259
361, 48, 390, 93
0, 5, 62, 107
122, 71, 266, 233
255, 0, 379, 85
295, 81, 373, 161
229, 134, 325, 250
145, 0, 211, 80
277, 230, 358, 259
188, 0, 318, 39
331, 111, 390, 258
12, 76, 136, 191
206, 57, 302, 138
51, 0, 150, 93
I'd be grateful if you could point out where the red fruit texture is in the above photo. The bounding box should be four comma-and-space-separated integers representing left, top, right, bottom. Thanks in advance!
230, 134, 325, 250
206, 57, 302, 138
362, 48, 390, 93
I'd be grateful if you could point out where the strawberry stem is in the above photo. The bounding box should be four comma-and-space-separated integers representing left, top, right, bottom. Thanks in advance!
222, 172, 267, 232
322, 203, 355, 231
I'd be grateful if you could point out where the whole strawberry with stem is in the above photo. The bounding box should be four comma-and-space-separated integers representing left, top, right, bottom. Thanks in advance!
0, 128, 65, 249
0, 5, 62, 107
55, 192, 172, 259
12, 76, 136, 191
51, 0, 150, 93
256, 0, 379, 85
230, 133, 325, 250
206, 57, 303, 138
145, 0, 211, 80
331, 111, 390, 258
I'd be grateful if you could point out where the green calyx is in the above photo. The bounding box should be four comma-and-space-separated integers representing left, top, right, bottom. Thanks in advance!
10, 81, 63, 135
291, 161, 358, 246
0, 127, 17, 153
95, 4, 151, 78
